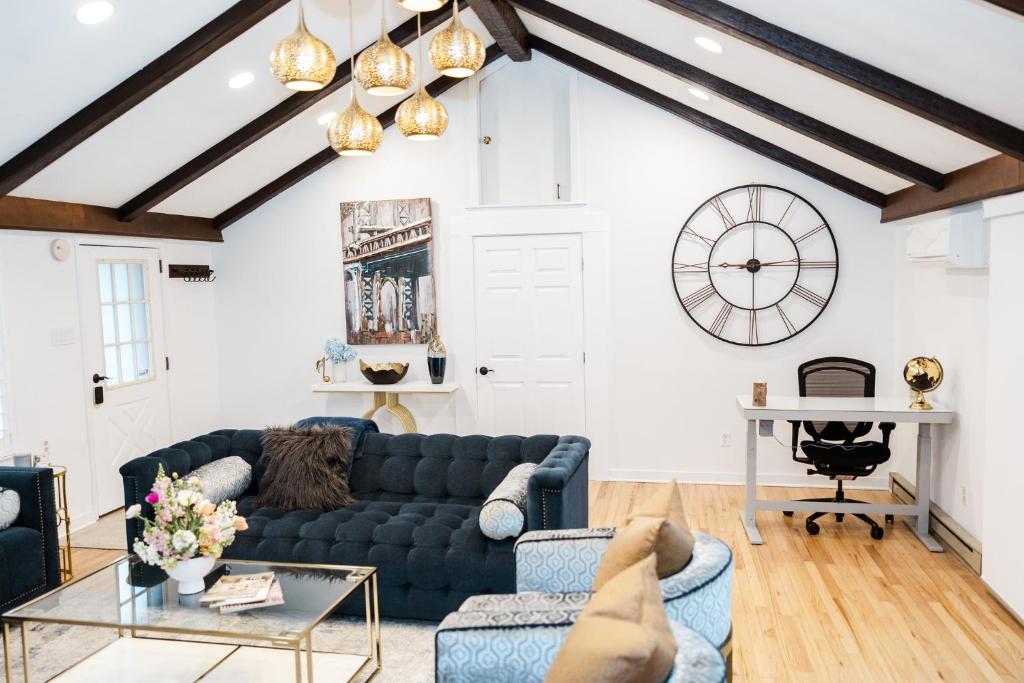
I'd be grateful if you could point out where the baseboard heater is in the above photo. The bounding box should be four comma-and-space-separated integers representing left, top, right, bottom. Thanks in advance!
889, 473, 982, 575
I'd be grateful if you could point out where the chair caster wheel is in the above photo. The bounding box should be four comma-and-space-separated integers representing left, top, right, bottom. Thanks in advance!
885, 515, 894, 524
783, 511, 794, 517
835, 513, 845, 523
805, 521, 820, 535
871, 527, 884, 540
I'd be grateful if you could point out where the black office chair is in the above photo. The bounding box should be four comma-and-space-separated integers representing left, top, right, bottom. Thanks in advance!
783, 357, 895, 540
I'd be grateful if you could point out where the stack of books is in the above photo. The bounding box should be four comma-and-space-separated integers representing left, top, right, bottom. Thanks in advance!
199, 572, 284, 613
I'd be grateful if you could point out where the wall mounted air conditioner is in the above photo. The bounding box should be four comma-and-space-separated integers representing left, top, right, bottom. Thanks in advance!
905, 208, 989, 269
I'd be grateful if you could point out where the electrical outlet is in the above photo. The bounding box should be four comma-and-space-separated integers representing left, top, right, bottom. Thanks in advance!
720, 432, 732, 448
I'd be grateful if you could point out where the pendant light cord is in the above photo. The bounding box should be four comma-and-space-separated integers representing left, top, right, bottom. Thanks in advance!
348, 0, 356, 104
417, 12, 424, 91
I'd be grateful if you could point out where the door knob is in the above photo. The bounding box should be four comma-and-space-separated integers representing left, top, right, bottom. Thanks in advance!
478, 366, 495, 376
92, 373, 110, 384
481, 135, 492, 145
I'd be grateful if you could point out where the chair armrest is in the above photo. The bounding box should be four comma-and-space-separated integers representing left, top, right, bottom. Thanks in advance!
526, 436, 590, 531
435, 609, 575, 683
0, 467, 59, 589
879, 422, 896, 447
514, 528, 614, 592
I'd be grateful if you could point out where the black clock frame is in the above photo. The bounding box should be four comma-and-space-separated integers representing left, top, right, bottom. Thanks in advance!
671, 183, 839, 347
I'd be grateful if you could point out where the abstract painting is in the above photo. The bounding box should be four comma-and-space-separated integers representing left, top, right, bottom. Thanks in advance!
341, 197, 435, 345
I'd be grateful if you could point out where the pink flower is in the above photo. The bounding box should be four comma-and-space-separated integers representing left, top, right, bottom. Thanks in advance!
145, 492, 160, 505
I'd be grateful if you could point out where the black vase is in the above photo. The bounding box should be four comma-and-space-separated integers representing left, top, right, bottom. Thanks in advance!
427, 335, 447, 385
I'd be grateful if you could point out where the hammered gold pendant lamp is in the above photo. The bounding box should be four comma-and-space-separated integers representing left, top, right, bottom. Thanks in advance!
398, 0, 448, 11
356, 1, 415, 96
329, 1, 384, 156
397, 13, 448, 141
429, 0, 484, 78
270, 0, 337, 91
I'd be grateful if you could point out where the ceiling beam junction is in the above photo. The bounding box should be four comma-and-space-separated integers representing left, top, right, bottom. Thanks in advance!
469, 0, 532, 61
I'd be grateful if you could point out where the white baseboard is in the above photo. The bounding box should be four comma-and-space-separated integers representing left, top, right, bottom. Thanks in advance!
605, 468, 889, 490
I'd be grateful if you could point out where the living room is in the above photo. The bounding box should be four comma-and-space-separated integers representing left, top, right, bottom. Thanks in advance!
0, 0, 1022, 681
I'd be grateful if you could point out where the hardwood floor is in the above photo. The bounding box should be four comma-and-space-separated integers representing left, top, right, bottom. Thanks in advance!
68, 546, 124, 578
590, 481, 1024, 682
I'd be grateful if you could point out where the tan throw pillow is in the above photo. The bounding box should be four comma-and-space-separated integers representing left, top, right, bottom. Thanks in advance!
592, 516, 694, 590
627, 479, 691, 530
254, 424, 355, 512
546, 554, 677, 683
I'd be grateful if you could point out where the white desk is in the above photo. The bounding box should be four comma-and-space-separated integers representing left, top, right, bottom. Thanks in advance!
312, 381, 459, 433
736, 395, 954, 551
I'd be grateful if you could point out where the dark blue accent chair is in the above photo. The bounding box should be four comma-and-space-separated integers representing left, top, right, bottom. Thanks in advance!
120, 418, 590, 621
0, 467, 61, 612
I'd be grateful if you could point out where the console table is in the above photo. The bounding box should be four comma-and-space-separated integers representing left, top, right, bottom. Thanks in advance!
312, 381, 459, 433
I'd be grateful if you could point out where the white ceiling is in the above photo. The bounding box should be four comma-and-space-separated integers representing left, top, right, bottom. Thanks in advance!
1, 0, 1021, 218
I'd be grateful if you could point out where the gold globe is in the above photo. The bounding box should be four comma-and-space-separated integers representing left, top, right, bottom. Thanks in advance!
328, 92, 384, 157
398, 0, 449, 10
429, 0, 485, 78
270, 3, 336, 91
903, 356, 943, 410
355, 20, 415, 96
397, 86, 449, 140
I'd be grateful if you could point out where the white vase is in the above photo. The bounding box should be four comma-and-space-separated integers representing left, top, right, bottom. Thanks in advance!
166, 556, 216, 595
331, 360, 348, 383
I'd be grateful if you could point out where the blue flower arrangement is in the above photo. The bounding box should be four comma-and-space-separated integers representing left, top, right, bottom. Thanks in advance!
324, 338, 357, 364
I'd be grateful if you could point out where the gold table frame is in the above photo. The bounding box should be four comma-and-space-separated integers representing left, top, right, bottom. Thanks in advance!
1, 557, 381, 683
52, 465, 72, 582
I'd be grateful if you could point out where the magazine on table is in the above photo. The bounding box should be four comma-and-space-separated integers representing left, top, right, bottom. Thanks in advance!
218, 579, 285, 614
199, 571, 276, 608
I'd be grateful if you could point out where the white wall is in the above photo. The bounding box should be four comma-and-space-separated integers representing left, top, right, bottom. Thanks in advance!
215, 55, 901, 487
0, 231, 220, 529
888, 211, 989, 538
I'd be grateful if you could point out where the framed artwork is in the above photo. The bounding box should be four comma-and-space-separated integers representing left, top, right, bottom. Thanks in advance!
341, 197, 435, 345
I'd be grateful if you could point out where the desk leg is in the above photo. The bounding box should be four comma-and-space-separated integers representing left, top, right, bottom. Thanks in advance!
363, 393, 418, 433
740, 419, 763, 544
906, 423, 943, 552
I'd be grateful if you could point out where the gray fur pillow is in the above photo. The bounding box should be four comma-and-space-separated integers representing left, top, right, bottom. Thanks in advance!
0, 487, 19, 531
254, 424, 355, 512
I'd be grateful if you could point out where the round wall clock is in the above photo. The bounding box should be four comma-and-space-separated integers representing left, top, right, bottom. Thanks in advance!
671, 184, 838, 347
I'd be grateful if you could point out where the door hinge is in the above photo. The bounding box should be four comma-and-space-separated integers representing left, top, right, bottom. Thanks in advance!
165, 356, 170, 371
583, 352, 586, 363
159, 259, 163, 274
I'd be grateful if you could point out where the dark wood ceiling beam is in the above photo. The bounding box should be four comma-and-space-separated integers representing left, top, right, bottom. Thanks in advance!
117, 6, 454, 222
0, 196, 221, 242
512, 0, 942, 191
532, 38, 885, 207
983, 0, 1024, 16
469, 0, 531, 60
0, 0, 290, 198
882, 155, 1024, 223
646, 0, 1024, 160
214, 44, 505, 230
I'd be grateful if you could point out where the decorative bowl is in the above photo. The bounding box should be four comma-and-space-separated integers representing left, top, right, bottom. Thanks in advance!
360, 360, 409, 385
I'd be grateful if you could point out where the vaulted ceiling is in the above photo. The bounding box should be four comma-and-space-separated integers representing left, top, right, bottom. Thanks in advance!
0, 0, 1021, 240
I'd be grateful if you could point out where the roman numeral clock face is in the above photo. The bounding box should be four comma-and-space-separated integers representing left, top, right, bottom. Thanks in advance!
672, 184, 838, 346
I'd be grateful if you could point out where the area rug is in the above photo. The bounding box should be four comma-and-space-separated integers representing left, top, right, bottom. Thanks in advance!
70, 510, 127, 551
0, 616, 436, 682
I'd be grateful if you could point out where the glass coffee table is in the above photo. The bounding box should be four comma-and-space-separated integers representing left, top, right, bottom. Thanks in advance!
2, 556, 380, 682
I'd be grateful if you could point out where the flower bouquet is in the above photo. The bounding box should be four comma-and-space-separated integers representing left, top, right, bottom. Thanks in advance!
324, 338, 357, 383
126, 465, 247, 594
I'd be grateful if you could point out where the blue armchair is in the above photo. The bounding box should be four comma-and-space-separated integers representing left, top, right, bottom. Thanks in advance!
0, 467, 60, 612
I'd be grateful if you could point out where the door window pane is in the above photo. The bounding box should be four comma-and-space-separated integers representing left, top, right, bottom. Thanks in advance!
128, 263, 145, 300
131, 303, 149, 340
135, 343, 152, 379
101, 305, 116, 345
98, 264, 113, 303
104, 346, 121, 385
116, 304, 132, 343
119, 344, 136, 383
113, 264, 129, 301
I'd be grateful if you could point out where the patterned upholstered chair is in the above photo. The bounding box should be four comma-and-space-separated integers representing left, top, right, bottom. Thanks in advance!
435, 610, 726, 682
441, 527, 735, 676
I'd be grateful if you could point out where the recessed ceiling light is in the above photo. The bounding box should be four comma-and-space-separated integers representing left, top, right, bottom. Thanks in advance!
228, 72, 255, 89
694, 36, 723, 54
76, 1, 114, 24
688, 87, 710, 101
317, 112, 338, 126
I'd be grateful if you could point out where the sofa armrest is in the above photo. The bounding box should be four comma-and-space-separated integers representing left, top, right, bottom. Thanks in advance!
514, 528, 614, 593
435, 609, 575, 683
526, 436, 590, 532
0, 467, 60, 590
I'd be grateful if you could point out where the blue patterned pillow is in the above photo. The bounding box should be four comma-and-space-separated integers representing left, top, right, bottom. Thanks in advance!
479, 463, 537, 540
187, 456, 252, 504
0, 487, 19, 530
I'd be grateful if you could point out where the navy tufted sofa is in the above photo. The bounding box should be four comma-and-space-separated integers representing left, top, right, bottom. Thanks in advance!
120, 417, 590, 621
0, 467, 61, 611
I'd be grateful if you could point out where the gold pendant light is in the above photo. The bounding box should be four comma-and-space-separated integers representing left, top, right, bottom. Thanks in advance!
398, 0, 449, 11
329, 1, 384, 157
397, 13, 448, 141
356, 2, 415, 96
270, 0, 336, 91
429, 0, 485, 78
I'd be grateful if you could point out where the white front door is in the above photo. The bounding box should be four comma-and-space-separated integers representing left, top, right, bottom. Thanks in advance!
473, 233, 586, 435
77, 246, 171, 514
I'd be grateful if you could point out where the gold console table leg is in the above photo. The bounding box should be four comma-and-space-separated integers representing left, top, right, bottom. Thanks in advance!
362, 392, 418, 433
